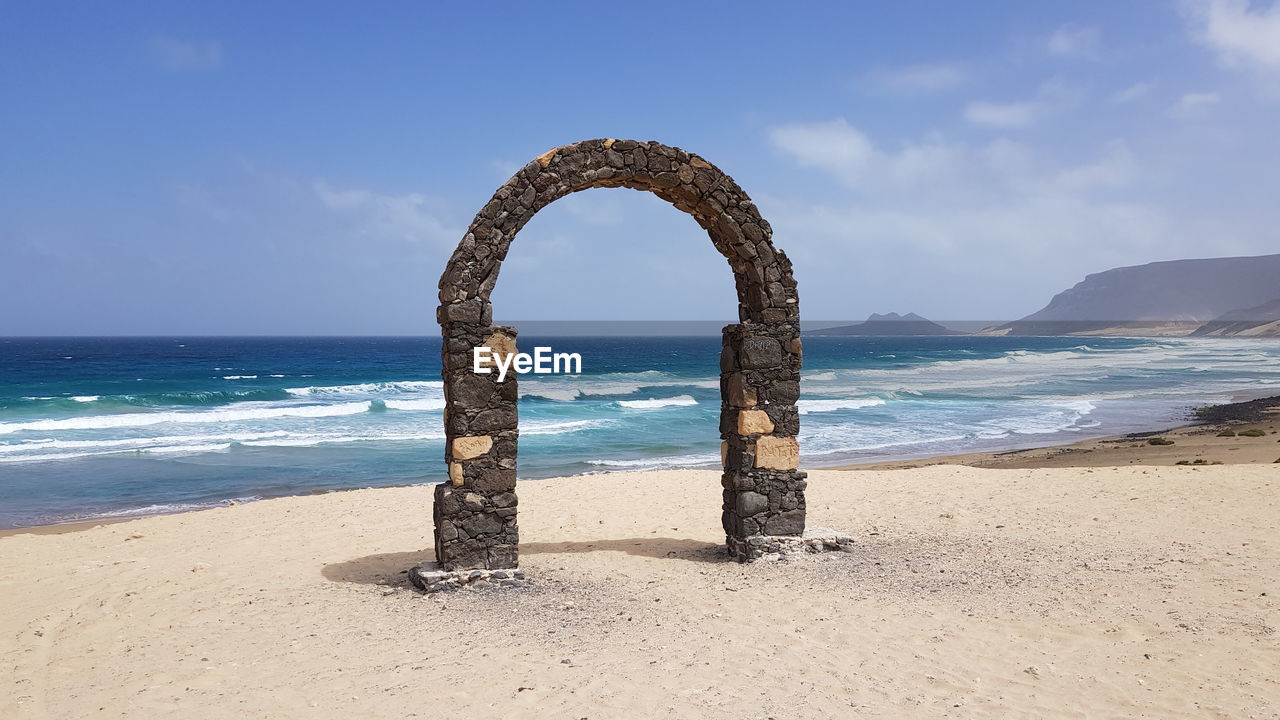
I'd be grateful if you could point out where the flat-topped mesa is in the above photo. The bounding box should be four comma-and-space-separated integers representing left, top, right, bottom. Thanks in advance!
426, 139, 809, 575
805, 312, 962, 336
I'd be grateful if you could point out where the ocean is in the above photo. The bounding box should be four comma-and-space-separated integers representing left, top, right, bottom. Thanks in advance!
2, 335, 1279, 529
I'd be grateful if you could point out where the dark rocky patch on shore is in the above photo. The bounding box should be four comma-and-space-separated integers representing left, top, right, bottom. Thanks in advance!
1193, 395, 1280, 425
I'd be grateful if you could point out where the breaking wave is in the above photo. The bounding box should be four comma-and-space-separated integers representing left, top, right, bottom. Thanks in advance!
797, 397, 886, 414
616, 395, 698, 409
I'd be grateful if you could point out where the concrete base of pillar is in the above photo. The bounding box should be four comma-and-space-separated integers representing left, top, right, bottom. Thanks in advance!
407, 562, 530, 593
727, 526, 855, 562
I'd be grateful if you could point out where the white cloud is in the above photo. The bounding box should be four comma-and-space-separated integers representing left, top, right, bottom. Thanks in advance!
1053, 140, 1138, 189
1170, 91, 1222, 116
148, 35, 222, 72
964, 100, 1041, 128
1186, 0, 1280, 70
560, 192, 627, 225
863, 63, 968, 93
964, 79, 1076, 128
1046, 24, 1101, 59
770, 119, 1137, 199
1111, 81, 1157, 103
312, 180, 456, 248
769, 118, 877, 184
765, 119, 1184, 318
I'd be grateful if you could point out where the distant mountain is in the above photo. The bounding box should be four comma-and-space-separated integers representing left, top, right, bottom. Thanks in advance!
991, 254, 1280, 337
1191, 298, 1280, 337
806, 313, 963, 336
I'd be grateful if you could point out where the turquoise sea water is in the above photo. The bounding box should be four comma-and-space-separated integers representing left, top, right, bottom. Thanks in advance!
2, 335, 1279, 528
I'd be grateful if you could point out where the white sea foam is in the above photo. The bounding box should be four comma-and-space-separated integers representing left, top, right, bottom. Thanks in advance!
585, 453, 719, 470
83, 497, 263, 520
0, 443, 235, 463
520, 377, 718, 402
382, 398, 447, 411
0, 401, 373, 434
0, 431, 446, 462
616, 395, 698, 409
522, 419, 612, 435
284, 381, 443, 397
71, 396, 99, 403
797, 397, 886, 414
0, 413, 610, 463
799, 426, 973, 457
222, 375, 258, 380
1050, 399, 1097, 415
520, 388, 582, 402
0, 430, 294, 454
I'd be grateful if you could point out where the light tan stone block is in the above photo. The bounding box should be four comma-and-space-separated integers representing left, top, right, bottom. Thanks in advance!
474, 331, 517, 371
452, 435, 492, 460
536, 147, 558, 167
449, 461, 463, 487
720, 441, 728, 465
736, 409, 775, 435
754, 436, 799, 470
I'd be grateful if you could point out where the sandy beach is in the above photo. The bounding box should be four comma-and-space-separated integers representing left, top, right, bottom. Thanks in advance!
2, 461, 1277, 718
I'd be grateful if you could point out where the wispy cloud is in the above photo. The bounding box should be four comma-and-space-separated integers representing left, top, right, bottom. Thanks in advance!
1111, 81, 1157, 103
1169, 91, 1222, 117
770, 118, 1137, 196
769, 119, 877, 185
1185, 0, 1280, 71
863, 62, 968, 94
1046, 23, 1101, 59
964, 80, 1076, 128
766, 118, 1176, 317
148, 35, 222, 72
312, 180, 456, 247
964, 99, 1042, 128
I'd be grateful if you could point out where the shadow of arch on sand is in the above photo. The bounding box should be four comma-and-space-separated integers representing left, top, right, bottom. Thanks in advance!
322, 537, 726, 586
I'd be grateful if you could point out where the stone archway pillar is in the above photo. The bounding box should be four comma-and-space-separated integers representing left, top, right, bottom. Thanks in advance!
719, 324, 806, 559
434, 308, 521, 570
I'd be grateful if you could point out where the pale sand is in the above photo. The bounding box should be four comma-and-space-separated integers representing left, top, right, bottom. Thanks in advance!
2, 466, 1278, 718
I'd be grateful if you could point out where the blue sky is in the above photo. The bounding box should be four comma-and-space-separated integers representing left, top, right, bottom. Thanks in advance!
2, 1, 1279, 334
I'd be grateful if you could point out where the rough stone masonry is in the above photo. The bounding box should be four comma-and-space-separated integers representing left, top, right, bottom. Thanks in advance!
430, 139, 806, 573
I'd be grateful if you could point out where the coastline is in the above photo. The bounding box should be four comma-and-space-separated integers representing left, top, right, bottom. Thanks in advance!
4, 392, 1278, 537
834, 393, 1280, 471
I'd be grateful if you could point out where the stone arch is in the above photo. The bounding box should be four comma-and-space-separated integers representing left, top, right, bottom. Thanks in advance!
432, 139, 805, 571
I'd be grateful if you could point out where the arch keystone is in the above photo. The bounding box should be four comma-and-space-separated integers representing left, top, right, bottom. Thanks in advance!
535, 147, 559, 168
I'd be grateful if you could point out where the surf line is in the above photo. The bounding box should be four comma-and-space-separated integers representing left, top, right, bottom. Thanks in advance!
472, 346, 582, 382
